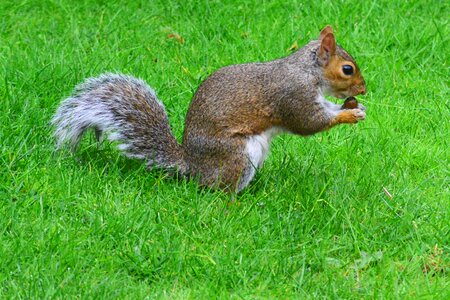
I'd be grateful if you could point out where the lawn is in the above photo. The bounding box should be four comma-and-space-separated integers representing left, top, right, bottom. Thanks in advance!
0, 0, 448, 298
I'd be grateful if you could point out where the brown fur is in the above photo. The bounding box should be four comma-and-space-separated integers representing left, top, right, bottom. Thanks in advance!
53, 26, 367, 193
183, 26, 366, 191
329, 109, 363, 128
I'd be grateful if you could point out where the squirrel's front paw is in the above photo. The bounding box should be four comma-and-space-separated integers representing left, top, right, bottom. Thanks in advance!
357, 103, 366, 111
334, 108, 366, 124
352, 108, 366, 121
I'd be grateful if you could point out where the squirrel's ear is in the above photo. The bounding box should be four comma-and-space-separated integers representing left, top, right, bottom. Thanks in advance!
318, 32, 336, 65
319, 25, 334, 40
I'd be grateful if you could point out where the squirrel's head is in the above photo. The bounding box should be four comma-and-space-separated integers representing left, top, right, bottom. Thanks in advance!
317, 25, 366, 99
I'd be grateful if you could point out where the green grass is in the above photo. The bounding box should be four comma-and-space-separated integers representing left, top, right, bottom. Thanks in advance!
1, 0, 449, 298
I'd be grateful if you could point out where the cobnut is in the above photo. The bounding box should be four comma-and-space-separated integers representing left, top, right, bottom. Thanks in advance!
342, 97, 358, 109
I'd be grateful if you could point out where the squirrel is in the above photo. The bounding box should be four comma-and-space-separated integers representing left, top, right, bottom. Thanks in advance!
52, 25, 366, 193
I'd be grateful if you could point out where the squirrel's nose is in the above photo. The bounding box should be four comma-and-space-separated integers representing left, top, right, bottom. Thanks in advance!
359, 86, 366, 95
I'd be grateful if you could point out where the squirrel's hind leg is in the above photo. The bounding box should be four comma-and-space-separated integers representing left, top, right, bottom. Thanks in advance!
184, 135, 251, 193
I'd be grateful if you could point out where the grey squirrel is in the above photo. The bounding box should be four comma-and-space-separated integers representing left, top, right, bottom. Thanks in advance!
52, 25, 366, 192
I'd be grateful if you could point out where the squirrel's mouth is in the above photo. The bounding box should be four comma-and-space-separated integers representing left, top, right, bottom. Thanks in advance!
335, 89, 365, 99
334, 92, 348, 99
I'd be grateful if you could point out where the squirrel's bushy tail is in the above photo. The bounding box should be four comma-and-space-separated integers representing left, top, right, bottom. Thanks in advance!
52, 73, 186, 172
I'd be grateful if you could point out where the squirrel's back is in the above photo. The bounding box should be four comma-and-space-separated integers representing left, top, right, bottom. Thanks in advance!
52, 26, 367, 193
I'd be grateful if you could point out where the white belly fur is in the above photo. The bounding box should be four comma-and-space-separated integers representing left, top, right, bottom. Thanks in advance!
239, 127, 284, 190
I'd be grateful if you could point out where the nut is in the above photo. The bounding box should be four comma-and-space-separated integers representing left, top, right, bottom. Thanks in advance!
342, 97, 358, 109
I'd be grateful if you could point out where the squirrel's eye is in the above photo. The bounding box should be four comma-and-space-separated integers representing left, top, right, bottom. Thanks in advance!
342, 65, 354, 75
